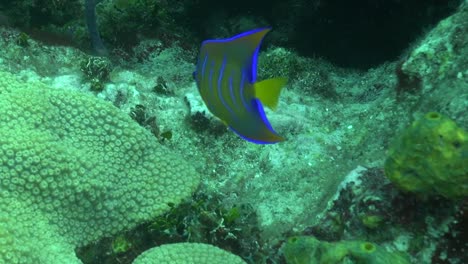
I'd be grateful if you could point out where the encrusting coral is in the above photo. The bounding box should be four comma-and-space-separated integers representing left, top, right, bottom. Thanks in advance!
133, 243, 247, 264
0, 70, 200, 263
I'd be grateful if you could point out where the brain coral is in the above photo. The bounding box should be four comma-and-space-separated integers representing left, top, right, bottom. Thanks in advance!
133, 243, 247, 264
0, 71, 200, 262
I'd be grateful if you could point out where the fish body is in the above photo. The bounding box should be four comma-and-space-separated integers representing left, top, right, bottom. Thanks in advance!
194, 27, 287, 144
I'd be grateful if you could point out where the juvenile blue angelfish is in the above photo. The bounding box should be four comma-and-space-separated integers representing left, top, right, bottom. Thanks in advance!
193, 27, 287, 144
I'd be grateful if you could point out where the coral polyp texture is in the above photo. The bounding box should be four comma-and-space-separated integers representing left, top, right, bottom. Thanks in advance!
385, 112, 468, 199
0, 70, 200, 263
132, 243, 247, 264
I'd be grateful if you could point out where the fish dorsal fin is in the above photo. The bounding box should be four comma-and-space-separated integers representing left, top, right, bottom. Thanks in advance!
254, 77, 287, 110
200, 27, 271, 83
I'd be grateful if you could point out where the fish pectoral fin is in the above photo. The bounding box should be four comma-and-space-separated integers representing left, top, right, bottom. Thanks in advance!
254, 77, 287, 110
216, 118, 228, 126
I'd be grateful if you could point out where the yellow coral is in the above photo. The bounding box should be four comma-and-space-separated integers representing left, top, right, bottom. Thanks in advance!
384, 112, 467, 198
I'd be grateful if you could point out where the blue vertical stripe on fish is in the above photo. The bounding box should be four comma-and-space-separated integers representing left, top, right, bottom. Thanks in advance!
194, 27, 287, 144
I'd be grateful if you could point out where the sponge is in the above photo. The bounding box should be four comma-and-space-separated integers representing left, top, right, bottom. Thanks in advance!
283, 236, 410, 264
384, 112, 468, 198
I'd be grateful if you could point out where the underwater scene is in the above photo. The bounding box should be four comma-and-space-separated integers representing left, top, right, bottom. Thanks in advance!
0, 0, 467, 263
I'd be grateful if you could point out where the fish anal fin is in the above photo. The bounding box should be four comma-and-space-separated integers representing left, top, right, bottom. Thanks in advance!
254, 77, 287, 110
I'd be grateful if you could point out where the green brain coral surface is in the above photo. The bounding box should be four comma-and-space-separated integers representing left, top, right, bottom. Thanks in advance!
385, 112, 468, 199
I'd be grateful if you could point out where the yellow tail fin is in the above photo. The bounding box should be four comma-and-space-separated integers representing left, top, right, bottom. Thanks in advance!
254, 77, 287, 110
